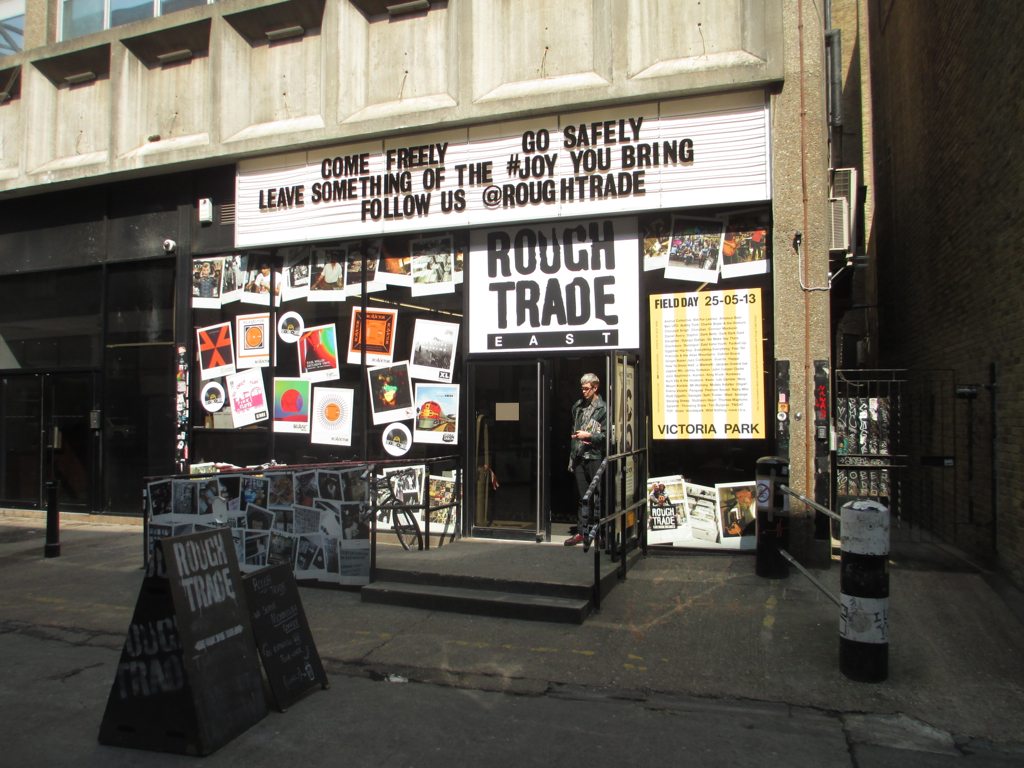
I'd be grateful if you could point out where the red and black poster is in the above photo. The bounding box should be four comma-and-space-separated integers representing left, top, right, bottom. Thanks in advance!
196, 322, 236, 380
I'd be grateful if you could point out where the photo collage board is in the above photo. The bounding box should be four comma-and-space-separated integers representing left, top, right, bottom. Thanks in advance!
190, 232, 466, 467
147, 464, 462, 584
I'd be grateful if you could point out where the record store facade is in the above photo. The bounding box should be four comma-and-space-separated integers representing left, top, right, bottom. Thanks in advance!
0, 1, 832, 557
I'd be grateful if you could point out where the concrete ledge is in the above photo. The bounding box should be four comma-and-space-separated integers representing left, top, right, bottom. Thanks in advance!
0, 508, 143, 526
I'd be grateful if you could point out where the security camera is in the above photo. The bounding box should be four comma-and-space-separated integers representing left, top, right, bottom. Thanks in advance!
163, 239, 177, 253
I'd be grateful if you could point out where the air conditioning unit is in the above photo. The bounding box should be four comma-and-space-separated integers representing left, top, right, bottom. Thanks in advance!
830, 168, 858, 252
829, 197, 850, 251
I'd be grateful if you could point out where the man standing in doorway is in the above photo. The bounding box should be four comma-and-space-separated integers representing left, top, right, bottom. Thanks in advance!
564, 373, 607, 552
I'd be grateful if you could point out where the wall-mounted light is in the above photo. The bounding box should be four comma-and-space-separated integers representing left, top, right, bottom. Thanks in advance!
65, 71, 96, 85
157, 49, 193, 66
388, 0, 430, 16
266, 25, 304, 41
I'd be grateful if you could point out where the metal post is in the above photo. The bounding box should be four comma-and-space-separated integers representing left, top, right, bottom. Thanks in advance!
592, 497, 601, 611
44, 480, 60, 558
755, 456, 790, 578
839, 500, 889, 682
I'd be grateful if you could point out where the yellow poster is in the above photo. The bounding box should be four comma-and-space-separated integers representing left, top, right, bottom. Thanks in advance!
650, 289, 764, 439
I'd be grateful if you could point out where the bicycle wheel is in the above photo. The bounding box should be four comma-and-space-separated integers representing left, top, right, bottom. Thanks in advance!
393, 509, 422, 551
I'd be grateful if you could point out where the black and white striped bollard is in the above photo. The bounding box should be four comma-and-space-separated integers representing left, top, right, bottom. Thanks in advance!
839, 500, 889, 682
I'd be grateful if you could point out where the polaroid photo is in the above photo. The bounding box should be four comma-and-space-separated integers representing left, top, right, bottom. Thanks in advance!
281, 246, 311, 302
317, 470, 343, 501
413, 383, 459, 445
235, 313, 271, 369
367, 362, 415, 425
721, 212, 770, 279
347, 308, 398, 366
345, 239, 387, 296
195, 477, 224, 517
376, 239, 412, 286
272, 507, 295, 533
196, 321, 236, 381
453, 241, 465, 285
299, 324, 340, 383
266, 472, 295, 509
409, 319, 459, 383
245, 504, 276, 532
311, 387, 354, 447
642, 216, 672, 272
220, 255, 246, 304
241, 476, 269, 511
225, 368, 269, 427
716, 482, 757, 549
295, 533, 326, 578
192, 257, 224, 309
322, 536, 341, 581
231, 529, 245, 563
340, 468, 367, 502
292, 505, 323, 535
309, 246, 348, 301
244, 530, 270, 568
273, 378, 311, 434
241, 255, 282, 306
268, 531, 296, 566
294, 471, 319, 506
665, 216, 725, 284
337, 547, 370, 585
384, 465, 426, 508
340, 503, 370, 548
219, 475, 242, 513
410, 236, 455, 296
685, 483, 721, 548
427, 475, 457, 526
148, 479, 173, 520
172, 479, 198, 516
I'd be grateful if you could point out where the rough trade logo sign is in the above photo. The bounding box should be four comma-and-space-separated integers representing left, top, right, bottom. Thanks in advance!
468, 217, 639, 353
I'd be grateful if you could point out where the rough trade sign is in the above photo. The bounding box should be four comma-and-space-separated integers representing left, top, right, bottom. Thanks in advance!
468, 217, 639, 353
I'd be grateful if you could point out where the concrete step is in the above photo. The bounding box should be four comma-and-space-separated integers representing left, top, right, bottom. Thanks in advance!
361, 581, 592, 624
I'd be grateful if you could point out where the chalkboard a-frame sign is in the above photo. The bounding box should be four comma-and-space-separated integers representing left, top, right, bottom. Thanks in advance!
243, 562, 329, 711
98, 529, 268, 756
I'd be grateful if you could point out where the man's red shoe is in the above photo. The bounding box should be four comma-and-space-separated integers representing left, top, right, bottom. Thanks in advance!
563, 534, 584, 546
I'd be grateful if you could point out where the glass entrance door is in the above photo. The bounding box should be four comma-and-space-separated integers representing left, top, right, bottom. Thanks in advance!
469, 361, 549, 540
0, 373, 96, 510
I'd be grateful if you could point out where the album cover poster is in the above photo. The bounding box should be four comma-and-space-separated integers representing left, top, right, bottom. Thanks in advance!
273, 378, 311, 433
317, 470, 343, 501
413, 384, 459, 445
226, 368, 269, 427
376, 239, 412, 286
172, 479, 198, 516
646, 475, 691, 545
220, 254, 246, 304
409, 319, 459, 382
311, 387, 354, 447
192, 257, 225, 308
241, 475, 269, 511
268, 531, 296, 566
196, 321, 236, 380
665, 216, 725, 284
148, 479, 173, 519
721, 213, 769, 279
427, 475, 458, 525
267, 472, 295, 508
367, 362, 415, 425
245, 504, 276, 532
309, 247, 348, 301
281, 246, 311, 302
642, 216, 671, 272
410, 236, 455, 296
236, 312, 271, 369
241, 255, 282, 306
340, 503, 370, 548
294, 471, 319, 506
299, 324, 341, 383
347, 308, 398, 366
345, 239, 387, 296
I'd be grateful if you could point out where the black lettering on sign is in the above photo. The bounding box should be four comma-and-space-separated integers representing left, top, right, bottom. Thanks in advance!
243, 563, 328, 712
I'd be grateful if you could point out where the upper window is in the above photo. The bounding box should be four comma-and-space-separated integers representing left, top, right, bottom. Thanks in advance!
60, 0, 215, 42
0, 0, 24, 55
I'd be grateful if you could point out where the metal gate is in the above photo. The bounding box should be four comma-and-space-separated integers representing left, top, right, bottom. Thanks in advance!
834, 369, 964, 547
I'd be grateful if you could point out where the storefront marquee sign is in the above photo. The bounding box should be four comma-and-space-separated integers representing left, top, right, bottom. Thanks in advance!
235, 91, 770, 247
468, 217, 639, 353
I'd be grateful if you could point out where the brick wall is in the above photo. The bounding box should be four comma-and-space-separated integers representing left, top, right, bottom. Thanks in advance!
869, 1, 1024, 586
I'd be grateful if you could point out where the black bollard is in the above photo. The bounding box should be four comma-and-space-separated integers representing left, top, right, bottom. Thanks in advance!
755, 456, 790, 578
44, 480, 61, 558
839, 500, 889, 682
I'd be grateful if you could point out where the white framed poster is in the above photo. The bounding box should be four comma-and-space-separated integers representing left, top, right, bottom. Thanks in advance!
664, 216, 724, 284
367, 362, 415, 425
468, 217, 639, 353
409, 319, 459, 382
192, 257, 224, 308
235, 313, 271, 369
273, 378, 311, 433
347, 308, 398, 366
413, 383, 459, 445
298, 324, 340, 383
196, 321, 236, 380
225, 368, 269, 427
311, 387, 354, 446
